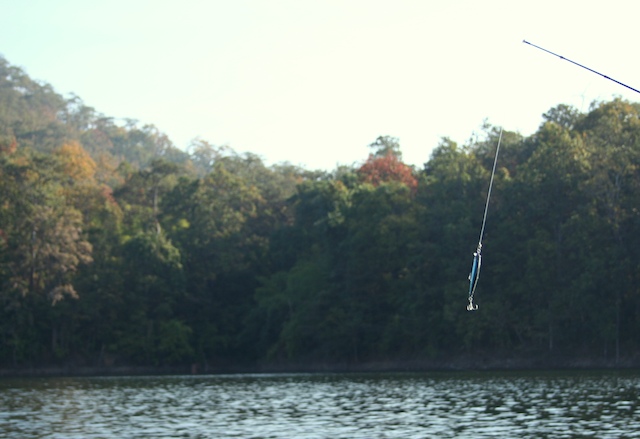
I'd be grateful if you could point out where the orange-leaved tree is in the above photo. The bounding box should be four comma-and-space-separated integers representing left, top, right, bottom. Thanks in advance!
357, 135, 417, 191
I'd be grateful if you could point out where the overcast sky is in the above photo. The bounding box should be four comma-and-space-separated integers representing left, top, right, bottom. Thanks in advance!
2, 0, 639, 170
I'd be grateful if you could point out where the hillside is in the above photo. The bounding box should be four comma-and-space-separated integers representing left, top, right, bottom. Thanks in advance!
2, 55, 640, 372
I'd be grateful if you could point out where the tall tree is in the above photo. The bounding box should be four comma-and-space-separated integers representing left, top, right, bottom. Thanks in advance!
0, 150, 93, 302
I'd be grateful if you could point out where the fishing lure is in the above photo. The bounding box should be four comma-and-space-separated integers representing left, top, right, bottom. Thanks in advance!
467, 128, 502, 311
467, 244, 482, 311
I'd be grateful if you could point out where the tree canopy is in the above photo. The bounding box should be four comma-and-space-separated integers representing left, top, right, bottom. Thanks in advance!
2, 55, 640, 371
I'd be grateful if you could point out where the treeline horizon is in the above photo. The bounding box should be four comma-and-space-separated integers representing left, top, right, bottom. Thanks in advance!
1, 55, 640, 371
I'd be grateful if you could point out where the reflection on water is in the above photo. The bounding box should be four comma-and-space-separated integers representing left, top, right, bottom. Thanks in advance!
1, 370, 639, 438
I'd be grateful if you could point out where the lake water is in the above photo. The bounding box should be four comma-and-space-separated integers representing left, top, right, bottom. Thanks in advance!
1, 370, 639, 438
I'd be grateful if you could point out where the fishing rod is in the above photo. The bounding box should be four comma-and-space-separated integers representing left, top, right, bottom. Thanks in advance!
523, 40, 640, 95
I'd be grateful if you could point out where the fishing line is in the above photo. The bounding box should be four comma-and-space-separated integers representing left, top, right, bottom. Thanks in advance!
467, 128, 502, 311
523, 40, 640, 95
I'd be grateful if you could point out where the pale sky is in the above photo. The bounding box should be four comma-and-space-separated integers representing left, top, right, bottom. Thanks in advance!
1, 0, 639, 170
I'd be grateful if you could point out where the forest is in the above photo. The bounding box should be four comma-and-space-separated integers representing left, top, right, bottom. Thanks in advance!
1, 55, 640, 373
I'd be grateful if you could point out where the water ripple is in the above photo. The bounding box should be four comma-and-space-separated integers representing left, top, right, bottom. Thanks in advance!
1, 371, 640, 438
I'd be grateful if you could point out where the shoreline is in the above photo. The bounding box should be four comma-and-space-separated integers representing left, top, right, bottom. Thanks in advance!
2, 354, 639, 378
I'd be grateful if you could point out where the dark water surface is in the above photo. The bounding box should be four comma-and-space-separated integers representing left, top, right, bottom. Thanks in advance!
1, 370, 639, 438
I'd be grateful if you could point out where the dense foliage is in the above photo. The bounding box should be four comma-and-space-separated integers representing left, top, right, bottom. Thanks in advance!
2, 56, 640, 370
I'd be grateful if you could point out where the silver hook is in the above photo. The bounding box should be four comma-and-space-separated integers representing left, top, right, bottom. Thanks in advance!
467, 297, 478, 311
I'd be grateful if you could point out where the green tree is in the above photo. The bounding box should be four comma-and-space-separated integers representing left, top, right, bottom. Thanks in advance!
368, 135, 402, 158
113, 231, 187, 364
419, 137, 495, 350
161, 159, 268, 365
0, 148, 93, 365
576, 99, 640, 360
0, 150, 93, 302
